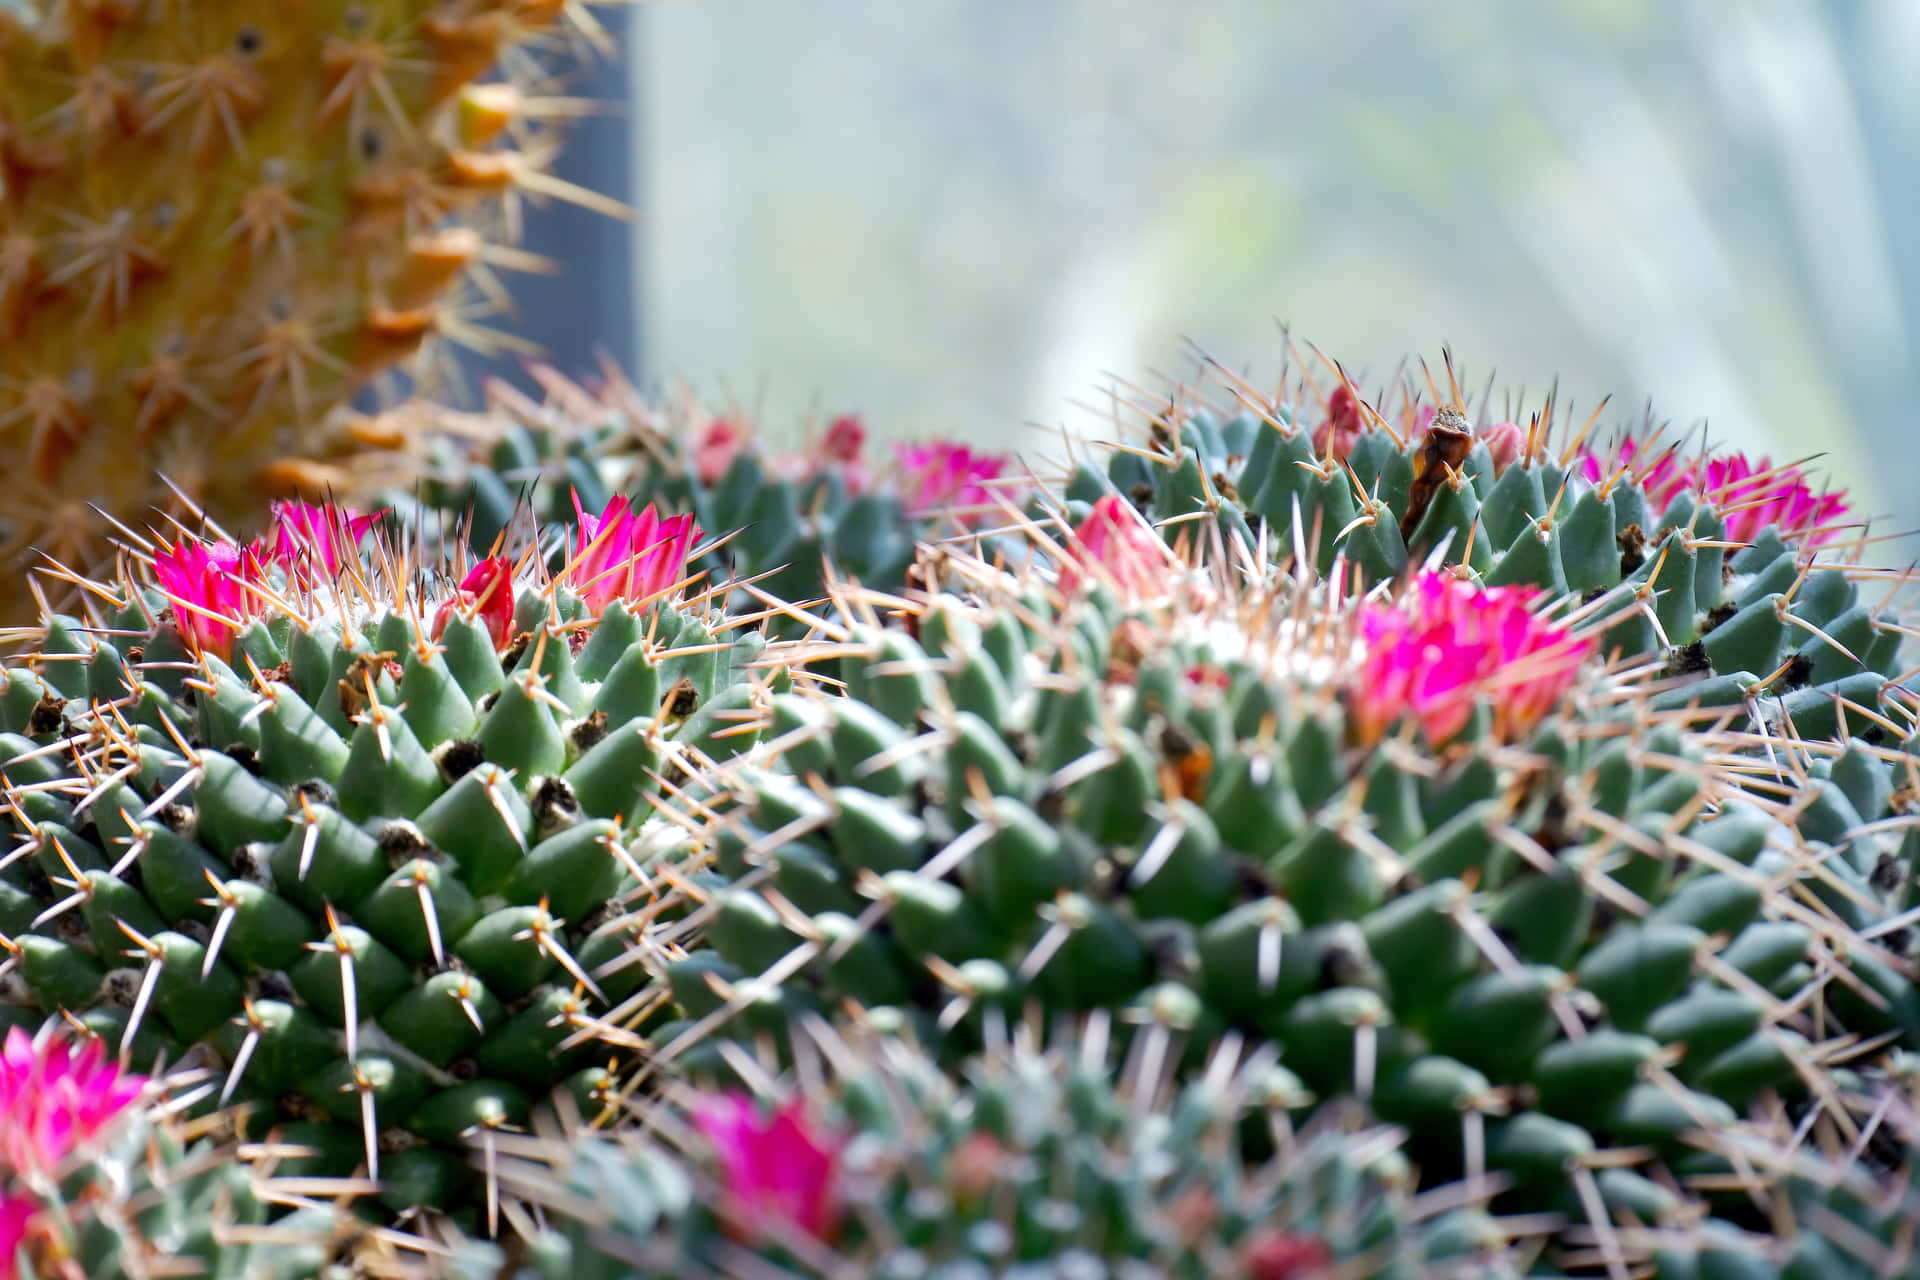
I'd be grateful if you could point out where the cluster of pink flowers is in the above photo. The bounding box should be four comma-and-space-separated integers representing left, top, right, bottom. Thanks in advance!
1579, 439, 1849, 547
561, 492, 703, 616
1058, 495, 1167, 597
1, 1028, 148, 1278
693, 1091, 842, 1245
894, 440, 1015, 519
1347, 571, 1593, 745
154, 500, 384, 658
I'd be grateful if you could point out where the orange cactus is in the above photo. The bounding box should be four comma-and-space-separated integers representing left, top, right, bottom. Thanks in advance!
0, 1, 612, 622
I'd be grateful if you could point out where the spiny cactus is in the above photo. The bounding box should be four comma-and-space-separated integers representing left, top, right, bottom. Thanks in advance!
0, 0, 616, 620
458, 1014, 1524, 1278
368, 365, 1028, 619
604, 518, 1920, 1274
0, 1024, 443, 1280
1065, 355, 1903, 709
0, 495, 784, 1220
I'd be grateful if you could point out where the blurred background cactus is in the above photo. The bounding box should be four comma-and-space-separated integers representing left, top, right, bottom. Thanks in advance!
0, 0, 618, 622
641, 0, 1919, 542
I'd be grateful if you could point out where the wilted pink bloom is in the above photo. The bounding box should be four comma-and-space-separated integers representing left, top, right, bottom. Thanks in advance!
153, 537, 266, 659
0, 1193, 34, 1280
0, 1028, 146, 1180
1577, 440, 1849, 548
694, 1091, 841, 1244
251, 501, 382, 585
563, 493, 702, 614
1480, 421, 1526, 474
695, 417, 746, 487
1057, 495, 1166, 597
432, 556, 516, 650
894, 439, 1014, 519
1310, 383, 1368, 461
1348, 571, 1593, 745
1245, 1231, 1334, 1279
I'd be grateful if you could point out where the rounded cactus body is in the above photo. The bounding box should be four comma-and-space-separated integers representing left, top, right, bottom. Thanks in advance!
0, 498, 766, 1215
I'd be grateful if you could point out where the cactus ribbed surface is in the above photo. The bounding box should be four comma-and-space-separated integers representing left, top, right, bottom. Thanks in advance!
609, 494, 1920, 1274
0, 1, 612, 621
459, 1019, 1523, 1278
0, 498, 778, 1218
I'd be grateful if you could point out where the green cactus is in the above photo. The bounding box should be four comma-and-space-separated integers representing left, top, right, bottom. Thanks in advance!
0, 1023, 453, 1279
1065, 361, 1898, 707
450, 1016, 1521, 1278
0, 497, 776, 1220
607, 527, 1920, 1274
370, 366, 1029, 624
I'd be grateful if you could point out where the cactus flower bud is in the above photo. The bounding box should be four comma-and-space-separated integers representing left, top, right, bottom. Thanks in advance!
433, 556, 516, 649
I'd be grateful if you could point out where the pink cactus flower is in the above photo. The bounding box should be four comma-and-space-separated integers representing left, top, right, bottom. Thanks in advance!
1577, 440, 1849, 548
816, 414, 872, 494
894, 439, 1015, 519
1244, 1230, 1334, 1279
0, 1193, 35, 1280
153, 537, 266, 659
563, 493, 702, 614
1311, 383, 1368, 461
695, 417, 746, 487
1694, 452, 1849, 547
693, 1091, 841, 1245
1348, 571, 1593, 746
432, 556, 516, 650
251, 501, 383, 585
0, 1028, 146, 1181
1057, 495, 1166, 597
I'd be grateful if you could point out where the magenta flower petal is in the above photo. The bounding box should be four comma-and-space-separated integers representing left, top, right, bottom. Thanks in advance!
153, 538, 266, 659
0, 1027, 146, 1180
254, 501, 382, 584
561, 493, 703, 615
1575, 442, 1848, 550
1058, 495, 1165, 597
893, 439, 1017, 520
432, 556, 517, 650
1348, 572, 1592, 745
693, 1091, 841, 1244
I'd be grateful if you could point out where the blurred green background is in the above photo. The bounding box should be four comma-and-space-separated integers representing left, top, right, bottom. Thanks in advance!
635, 0, 1918, 540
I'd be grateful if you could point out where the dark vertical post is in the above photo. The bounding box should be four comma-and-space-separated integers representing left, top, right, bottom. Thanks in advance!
466, 5, 641, 393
